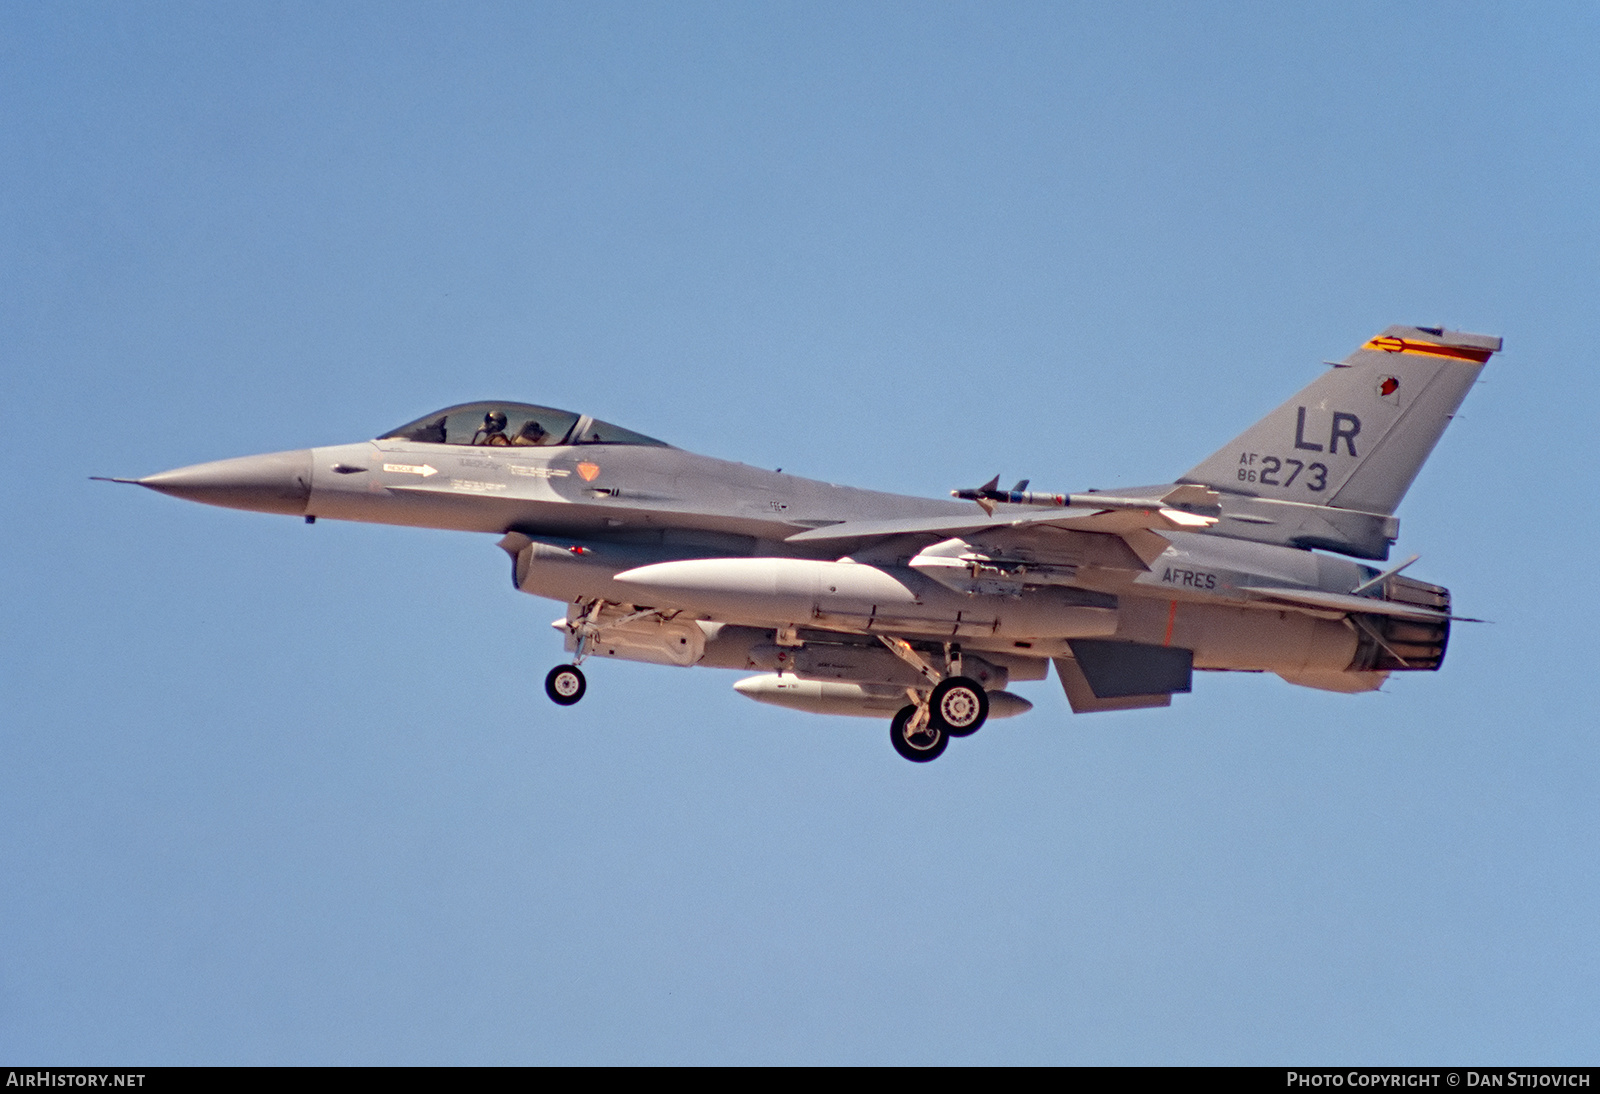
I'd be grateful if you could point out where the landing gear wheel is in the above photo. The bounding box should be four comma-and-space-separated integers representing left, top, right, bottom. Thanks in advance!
890, 704, 948, 763
545, 664, 587, 706
929, 676, 988, 737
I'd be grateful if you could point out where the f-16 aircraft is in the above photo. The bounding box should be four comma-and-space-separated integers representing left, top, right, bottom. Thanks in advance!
105, 325, 1498, 761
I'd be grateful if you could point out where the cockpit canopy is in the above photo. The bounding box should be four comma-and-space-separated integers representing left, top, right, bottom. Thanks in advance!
379, 402, 670, 449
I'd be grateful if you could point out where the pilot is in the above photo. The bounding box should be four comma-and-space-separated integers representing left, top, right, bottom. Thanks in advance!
472, 410, 510, 446
511, 419, 549, 446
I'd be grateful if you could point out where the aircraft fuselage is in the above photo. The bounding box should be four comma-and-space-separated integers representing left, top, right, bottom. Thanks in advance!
121, 322, 1495, 760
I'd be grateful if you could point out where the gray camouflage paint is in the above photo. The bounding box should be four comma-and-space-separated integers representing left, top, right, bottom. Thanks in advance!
119, 325, 1496, 732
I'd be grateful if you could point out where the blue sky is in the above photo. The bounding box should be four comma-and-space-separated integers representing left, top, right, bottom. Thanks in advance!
3, 2, 1597, 1063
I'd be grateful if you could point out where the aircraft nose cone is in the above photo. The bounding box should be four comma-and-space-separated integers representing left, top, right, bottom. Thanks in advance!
138, 449, 313, 516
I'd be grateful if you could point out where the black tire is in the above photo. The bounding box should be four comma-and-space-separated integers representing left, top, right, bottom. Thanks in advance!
929, 676, 988, 737
545, 664, 587, 706
890, 704, 948, 762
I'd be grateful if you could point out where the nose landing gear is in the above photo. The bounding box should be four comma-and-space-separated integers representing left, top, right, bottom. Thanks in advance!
546, 598, 606, 706
545, 664, 587, 705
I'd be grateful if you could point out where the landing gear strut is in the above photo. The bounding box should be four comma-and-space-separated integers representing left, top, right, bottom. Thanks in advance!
545, 598, 607, 706
545, 664, 587, 705
876, 638, 991, 760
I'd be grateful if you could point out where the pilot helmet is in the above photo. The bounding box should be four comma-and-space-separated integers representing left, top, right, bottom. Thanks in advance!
483, 410, 508, 431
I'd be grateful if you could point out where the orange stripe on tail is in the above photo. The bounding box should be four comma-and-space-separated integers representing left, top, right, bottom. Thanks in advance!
1361, 336, 1493, 363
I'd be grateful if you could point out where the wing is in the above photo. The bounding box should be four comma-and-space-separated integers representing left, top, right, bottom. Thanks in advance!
784, 486, 1218, 548
785, 487, 1220, 583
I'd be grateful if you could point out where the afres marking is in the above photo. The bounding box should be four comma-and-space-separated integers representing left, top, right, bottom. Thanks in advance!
1161, 566, 1218, 590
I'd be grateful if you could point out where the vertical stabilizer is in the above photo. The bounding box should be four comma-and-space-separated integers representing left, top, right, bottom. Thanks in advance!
1179, 326, 1500, 516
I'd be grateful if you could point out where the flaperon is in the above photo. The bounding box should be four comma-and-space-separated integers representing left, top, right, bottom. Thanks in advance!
104, 325, 1499, 762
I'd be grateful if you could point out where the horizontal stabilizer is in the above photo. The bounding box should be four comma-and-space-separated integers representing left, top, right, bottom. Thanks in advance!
1238, 586, 1461, 621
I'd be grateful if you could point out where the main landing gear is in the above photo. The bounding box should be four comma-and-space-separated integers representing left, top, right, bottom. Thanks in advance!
930, 676, 989, 738
876, 637, 993, 762
888, 675, 990, 762
891, 704, 946, 762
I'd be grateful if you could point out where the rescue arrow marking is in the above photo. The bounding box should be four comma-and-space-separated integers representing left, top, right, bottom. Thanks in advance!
383, 463, 438, 477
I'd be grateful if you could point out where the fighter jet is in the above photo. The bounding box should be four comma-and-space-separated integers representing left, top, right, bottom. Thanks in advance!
104, 325, 1498, 762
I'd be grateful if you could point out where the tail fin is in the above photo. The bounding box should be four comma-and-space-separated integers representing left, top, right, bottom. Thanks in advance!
1180, 326, 1501, 516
